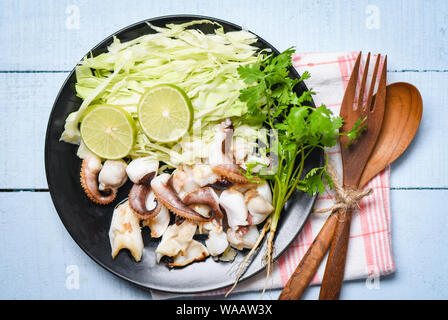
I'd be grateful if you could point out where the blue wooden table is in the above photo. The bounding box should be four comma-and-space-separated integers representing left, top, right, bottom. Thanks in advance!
1, 0, 447, 300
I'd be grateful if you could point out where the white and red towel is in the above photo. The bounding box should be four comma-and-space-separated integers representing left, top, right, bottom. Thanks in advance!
151, 51, 395, 299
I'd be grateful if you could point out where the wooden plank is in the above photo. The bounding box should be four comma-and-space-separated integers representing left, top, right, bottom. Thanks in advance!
1, 0, 448, 70
0, 71, 445, 189
0, 190, 446, 299
388, 71, 448, 188
0, 72, 68, 189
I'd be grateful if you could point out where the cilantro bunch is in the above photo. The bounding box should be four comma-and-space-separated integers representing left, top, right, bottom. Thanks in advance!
239, 48, 342, 200
229, 48, 361, 296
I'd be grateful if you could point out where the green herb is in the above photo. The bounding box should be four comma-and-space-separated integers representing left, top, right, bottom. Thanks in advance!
227, 47, 364, 297
238, 47, 342, 198
345, 116, 368, 147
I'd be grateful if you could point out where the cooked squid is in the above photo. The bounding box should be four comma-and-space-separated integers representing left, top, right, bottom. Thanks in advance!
109, 200, 144, 262
141, 191, 170, 238
80, 154, 125, 205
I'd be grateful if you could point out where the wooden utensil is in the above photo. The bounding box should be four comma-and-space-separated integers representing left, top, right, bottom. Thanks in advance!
278, 81, 422, 300
319, 53, 388, 299
359, 82, 422, 187
279, 52, 388, 300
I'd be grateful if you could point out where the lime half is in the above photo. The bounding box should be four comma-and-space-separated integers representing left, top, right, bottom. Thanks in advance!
138, 84, 193, 143
80, 105, 135, 159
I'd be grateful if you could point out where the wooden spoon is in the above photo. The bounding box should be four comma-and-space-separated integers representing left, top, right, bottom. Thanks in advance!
279, 81, 422, 300
359, 82, 423, 187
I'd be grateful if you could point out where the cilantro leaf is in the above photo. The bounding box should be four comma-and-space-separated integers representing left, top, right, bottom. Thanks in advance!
345, 117, 367, 147
237, 63, 264, 84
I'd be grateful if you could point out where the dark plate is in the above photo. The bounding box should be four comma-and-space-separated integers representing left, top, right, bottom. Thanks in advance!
44, 15, 322, 294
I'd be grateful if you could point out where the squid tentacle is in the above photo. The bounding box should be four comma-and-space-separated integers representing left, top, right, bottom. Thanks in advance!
129, 172, 162, 220
212, 163, 263, 185
80, 157, 117, 205
151, 174, 211, 223
182, 187, 224, 222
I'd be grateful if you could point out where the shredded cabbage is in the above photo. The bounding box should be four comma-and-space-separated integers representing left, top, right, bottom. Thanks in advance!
60, 19, 268, 167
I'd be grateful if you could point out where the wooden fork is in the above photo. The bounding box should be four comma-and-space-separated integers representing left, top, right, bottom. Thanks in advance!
279, 52, 387, 300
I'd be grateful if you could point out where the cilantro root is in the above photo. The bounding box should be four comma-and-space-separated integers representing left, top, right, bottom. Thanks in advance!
261, 226, 276, 299
225, 217, 278, 299
226, 219, 271, 297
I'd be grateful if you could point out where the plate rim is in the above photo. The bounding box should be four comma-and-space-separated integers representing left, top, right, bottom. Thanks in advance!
44, 14, 322, 294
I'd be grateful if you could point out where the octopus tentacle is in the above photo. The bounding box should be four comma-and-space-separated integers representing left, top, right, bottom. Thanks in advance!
151, 174, 211, 223
80, 157, 117, 205
212, 164, 254, 184
183, 187, 224, 222
129, 172, 161, 220
207, 178, 233, 190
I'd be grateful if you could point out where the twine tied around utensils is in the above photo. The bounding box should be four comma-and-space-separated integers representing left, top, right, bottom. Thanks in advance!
313, 162, 373, 216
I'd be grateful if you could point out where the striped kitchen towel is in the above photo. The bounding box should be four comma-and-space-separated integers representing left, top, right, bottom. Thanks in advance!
151, 51, 396, 299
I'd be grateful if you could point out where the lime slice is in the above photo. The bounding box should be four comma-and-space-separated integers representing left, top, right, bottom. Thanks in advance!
80, 105, 135, 159
138, 84, 193, 143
